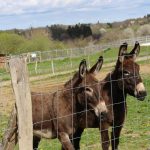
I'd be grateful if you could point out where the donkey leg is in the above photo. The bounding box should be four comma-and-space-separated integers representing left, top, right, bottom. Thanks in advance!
61, 128, 84, 150
100, 122, 110, 150
33, 136, 41, 150
71, 128, 84, 150
59, 132, 75, 150
111, 124, 123, 150
111, 107, 125, 150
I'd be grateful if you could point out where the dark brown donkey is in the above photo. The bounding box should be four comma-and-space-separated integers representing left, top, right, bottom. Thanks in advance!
23, 58, 106, 150
61, 42, 147, 150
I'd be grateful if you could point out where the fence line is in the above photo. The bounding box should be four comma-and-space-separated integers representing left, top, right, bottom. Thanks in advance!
1, 35, 150, 80
23, 35, 150, 64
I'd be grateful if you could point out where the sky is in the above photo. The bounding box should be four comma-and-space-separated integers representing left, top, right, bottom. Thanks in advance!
0, 0, 149, 30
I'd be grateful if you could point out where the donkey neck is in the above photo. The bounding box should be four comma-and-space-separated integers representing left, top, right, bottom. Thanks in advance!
102, 71, 127, 104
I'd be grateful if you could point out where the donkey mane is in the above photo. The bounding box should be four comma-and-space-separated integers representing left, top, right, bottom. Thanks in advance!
102, 70, 116, 83
64, 72, 80, 89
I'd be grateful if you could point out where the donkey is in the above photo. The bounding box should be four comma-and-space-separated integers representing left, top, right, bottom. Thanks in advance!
60, 42, 147, 150
25, 58, 107, 150
32, 56, 111, 150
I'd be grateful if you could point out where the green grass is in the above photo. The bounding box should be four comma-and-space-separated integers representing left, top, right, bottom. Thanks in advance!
0, 115, 9, 140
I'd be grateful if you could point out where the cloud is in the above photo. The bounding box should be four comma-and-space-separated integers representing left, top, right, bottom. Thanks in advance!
0, 0, 115, 15
90, 0, 112, 6
0, 0, 148, 30
0, 0, 85, 15
0, 0, 146, 17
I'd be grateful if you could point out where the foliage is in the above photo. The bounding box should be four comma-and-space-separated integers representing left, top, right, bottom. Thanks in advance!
123, 28, 135, 38
49, 24, 92, 41
0, 32, 25, 54
49, 25, 66, 41
137, 24, 150, 36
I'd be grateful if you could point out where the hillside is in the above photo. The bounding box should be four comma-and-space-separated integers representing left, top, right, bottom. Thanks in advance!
0, 14, 150, 54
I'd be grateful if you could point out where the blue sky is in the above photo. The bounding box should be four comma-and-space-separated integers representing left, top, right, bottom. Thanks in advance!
0, 0, 149, 30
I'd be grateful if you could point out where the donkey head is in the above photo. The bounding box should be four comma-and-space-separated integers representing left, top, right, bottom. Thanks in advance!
115, 42, 147, 101
76, 57, 108, 117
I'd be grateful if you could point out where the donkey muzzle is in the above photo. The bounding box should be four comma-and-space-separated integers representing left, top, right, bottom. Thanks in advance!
94, 101, 108, 117
135, 82, 147, 101
136, 90, 147, 101
99, 111, 108, 122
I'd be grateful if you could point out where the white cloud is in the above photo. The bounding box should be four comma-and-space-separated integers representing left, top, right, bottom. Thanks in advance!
90, 0, 112, 6
0, 0, 85, 15
0, 0, 146, 16
0, 0, 115, 15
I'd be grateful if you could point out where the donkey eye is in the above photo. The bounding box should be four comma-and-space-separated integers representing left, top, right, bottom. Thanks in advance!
123, 70, 130, 76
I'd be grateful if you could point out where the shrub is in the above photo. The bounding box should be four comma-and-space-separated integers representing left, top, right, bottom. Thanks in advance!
137, 24, 150, 36
123, 28, 135, 38
0, 33, 25, 54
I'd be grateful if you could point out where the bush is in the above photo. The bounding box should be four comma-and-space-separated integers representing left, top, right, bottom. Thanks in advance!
18, 36, 52, 53
123, 28, 135, 38
137, 24, 150, 36
0, 33, 25, 54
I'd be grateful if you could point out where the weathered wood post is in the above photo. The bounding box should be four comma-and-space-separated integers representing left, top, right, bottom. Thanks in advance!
51, 59, 55, 75
8, 56, 33, 150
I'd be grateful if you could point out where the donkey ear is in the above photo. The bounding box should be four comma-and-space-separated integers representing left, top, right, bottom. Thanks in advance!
89, 56, 103, 75
130, 41, 140, 60
118, 42, 128, 63
79, 59, 87, 79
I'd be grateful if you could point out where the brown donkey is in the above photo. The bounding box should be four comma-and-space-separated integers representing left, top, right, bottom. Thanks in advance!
61, 42, 147, 150
32, 56, 110, 150
12, 58, 107, 150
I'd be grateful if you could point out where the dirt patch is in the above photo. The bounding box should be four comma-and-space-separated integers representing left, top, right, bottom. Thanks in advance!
140, 64, 150, 75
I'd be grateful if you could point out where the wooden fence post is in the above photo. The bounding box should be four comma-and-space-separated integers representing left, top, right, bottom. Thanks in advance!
8, 57, 33, 150
51, 59, 55, 75
35, 61, 38, 74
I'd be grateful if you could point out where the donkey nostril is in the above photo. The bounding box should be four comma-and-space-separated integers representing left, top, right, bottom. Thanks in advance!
101, 112, 105, 116
139, 91, 147, 96
137, 91, 147, 101
99, 112, 107, 121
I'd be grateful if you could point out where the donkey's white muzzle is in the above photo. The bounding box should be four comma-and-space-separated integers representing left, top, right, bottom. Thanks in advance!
94, 101, 108, 117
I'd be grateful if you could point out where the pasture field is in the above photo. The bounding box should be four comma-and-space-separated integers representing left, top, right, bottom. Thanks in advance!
0, 45, 150, 81
0, 46, 150, 150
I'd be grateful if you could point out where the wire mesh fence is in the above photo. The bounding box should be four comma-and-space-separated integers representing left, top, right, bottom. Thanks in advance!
0, 42, 150, 150
23, 35, 150, 63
